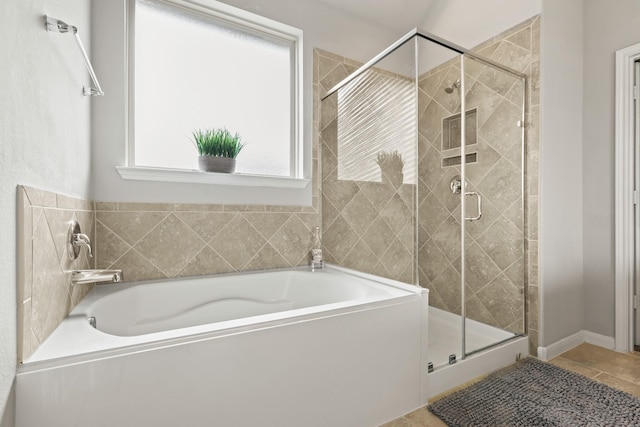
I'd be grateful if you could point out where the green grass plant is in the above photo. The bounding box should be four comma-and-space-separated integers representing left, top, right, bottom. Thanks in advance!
192, 128, 245, 158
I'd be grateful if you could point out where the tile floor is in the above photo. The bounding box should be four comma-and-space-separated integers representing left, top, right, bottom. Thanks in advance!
381, 344, 640, 427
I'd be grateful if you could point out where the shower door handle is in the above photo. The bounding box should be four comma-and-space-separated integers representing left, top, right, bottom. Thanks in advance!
465, 192, 482, 221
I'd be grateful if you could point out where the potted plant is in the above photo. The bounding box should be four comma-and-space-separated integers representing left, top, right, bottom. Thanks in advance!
192, 128, 245, 173
376, 150, 404, 187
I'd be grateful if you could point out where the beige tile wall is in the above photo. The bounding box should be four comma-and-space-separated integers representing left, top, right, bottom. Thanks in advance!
94, 202, 320, 281
17, 186, 95, 362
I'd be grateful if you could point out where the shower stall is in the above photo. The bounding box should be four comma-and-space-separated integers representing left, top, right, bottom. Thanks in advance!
320, 29, 528, 389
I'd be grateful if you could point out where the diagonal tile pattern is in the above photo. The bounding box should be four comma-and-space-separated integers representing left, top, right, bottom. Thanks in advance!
135, 214, 206, 277
95, 199, 321, 281
17, 186, 96, 362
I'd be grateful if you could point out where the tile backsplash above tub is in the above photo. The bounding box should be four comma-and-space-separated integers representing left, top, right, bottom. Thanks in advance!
95, 202, 320, 282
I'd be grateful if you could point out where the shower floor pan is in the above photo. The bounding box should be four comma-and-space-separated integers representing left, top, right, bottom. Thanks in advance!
429, 306, 517, 368
426, 306, 528, 398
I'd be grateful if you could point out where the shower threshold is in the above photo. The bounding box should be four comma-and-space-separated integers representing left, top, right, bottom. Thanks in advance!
429, 306, 517, 368
426, 306, 528, 398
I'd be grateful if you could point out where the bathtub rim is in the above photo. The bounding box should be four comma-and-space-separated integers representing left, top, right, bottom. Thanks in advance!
20, 264, 427, 372
83, 263, 423, 299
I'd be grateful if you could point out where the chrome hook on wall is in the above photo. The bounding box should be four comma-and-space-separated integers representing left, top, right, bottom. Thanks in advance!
44, 15, 104, 96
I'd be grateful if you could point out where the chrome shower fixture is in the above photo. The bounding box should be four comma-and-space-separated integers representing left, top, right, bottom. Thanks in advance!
444, 79, 461, 94
44, 15, 104, 96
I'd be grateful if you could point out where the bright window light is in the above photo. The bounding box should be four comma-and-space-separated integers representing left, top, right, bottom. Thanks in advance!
132, 0, 300, 178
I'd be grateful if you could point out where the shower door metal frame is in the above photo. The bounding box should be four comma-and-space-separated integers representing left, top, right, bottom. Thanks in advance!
323, 28, 524, 100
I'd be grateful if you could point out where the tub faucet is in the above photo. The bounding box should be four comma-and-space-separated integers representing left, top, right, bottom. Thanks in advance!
73, 232, 93, 257
68, 220, 93, 259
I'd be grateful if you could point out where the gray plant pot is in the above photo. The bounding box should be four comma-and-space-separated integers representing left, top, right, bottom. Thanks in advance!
198, 156, 236, 173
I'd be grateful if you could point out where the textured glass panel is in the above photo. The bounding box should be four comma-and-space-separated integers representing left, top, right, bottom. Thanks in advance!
135, 0, 292, 176
337, 68, 416, 185
320, 39, 417, 291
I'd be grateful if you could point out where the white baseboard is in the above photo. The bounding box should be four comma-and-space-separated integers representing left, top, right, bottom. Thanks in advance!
537, 330, 616, 361
537, 331, 584, 361
584, 331, 615, 349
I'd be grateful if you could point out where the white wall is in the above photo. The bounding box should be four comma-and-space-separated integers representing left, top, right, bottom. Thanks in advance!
582, 0, 640, 337
0, 0, 92, 424
90, 0, 401, 205
539, 0, 584, 347
419, 0, 541, 48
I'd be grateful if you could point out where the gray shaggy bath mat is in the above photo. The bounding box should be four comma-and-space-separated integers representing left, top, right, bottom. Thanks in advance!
428, 357, 640, 426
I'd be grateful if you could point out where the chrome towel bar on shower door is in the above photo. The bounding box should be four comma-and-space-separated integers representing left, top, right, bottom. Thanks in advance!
465, 191, 482, 221
44, 15, 104, 96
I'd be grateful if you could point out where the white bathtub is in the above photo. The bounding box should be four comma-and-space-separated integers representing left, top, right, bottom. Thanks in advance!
17, 265, 428, 427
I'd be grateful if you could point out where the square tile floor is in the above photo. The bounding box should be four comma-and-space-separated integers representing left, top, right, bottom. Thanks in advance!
382, 344, 640, 427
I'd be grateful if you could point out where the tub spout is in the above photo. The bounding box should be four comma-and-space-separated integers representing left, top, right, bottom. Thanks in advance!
72, 270, 123, 285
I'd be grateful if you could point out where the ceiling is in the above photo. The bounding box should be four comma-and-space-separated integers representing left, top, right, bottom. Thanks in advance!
316, 0, 439, 34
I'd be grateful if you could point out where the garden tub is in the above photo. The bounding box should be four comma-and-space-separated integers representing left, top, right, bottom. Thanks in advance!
17, 265, 428, 427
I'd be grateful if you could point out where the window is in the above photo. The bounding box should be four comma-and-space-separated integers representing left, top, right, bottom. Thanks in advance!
119, 0, 305, 187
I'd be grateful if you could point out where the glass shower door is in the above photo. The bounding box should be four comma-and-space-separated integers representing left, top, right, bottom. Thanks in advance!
415, 36, 465, 369
461, 54, 526, 356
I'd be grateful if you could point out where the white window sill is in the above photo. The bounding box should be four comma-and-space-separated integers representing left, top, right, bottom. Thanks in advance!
116, 166, 310, 189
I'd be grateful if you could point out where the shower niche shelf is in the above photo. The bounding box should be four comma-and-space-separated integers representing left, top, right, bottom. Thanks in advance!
442, 108, 478, 151
442, 152, 478, 167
